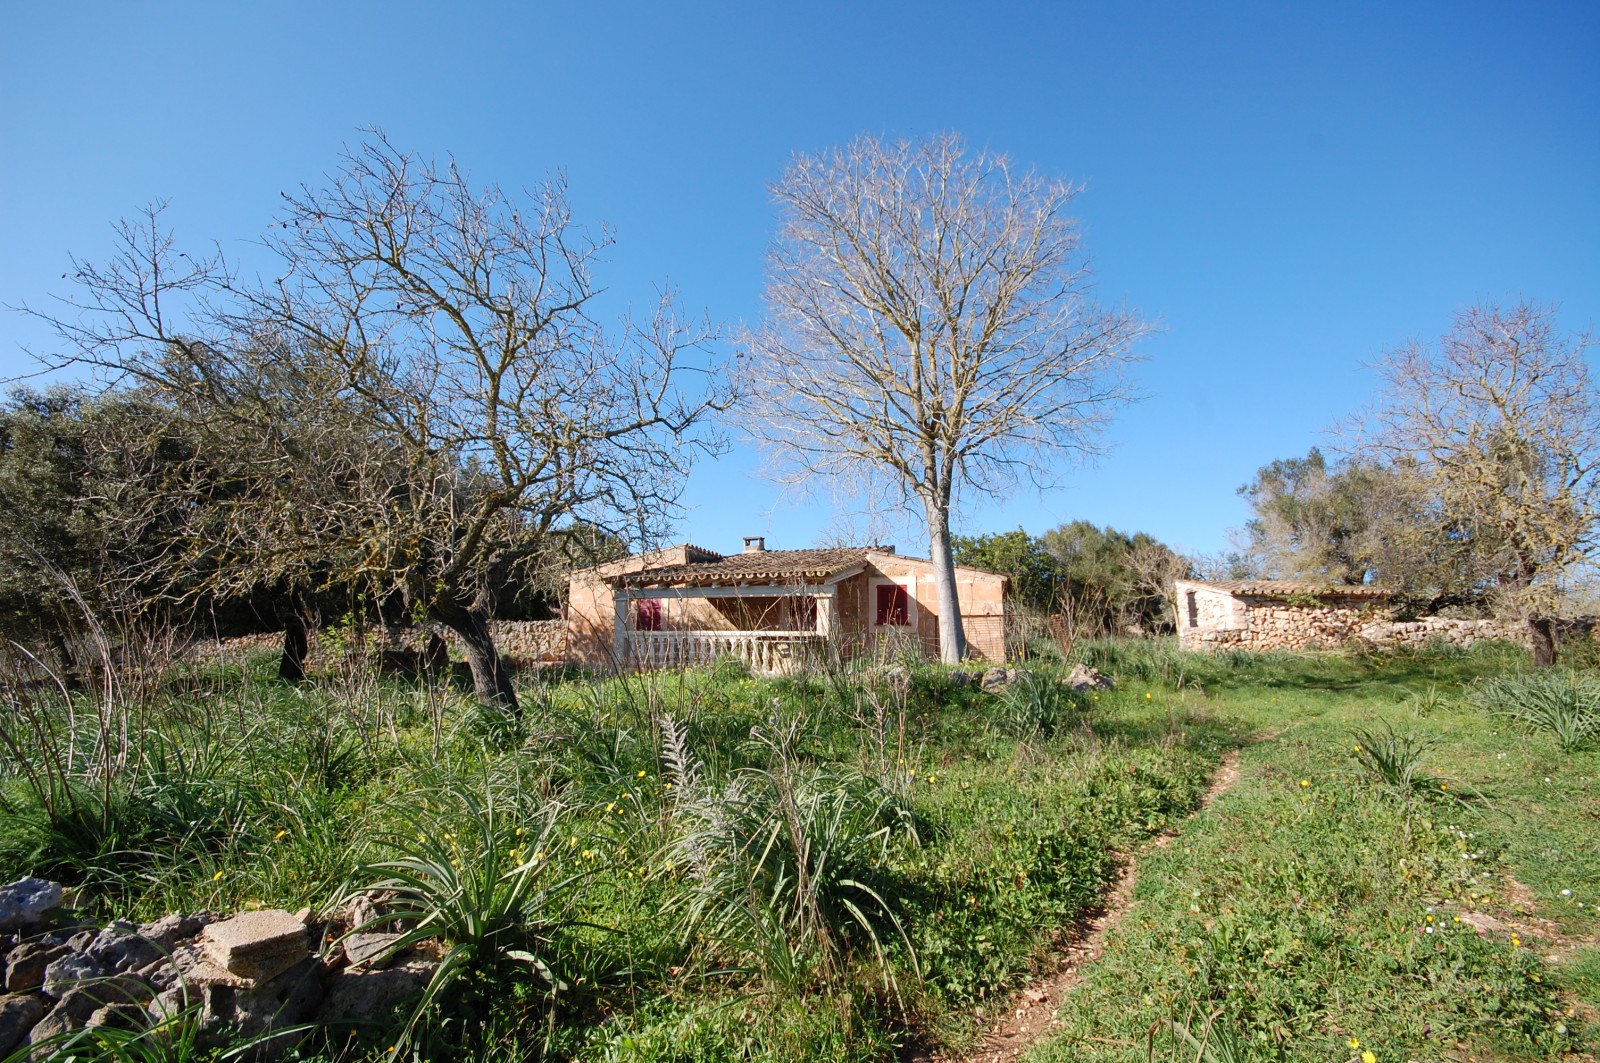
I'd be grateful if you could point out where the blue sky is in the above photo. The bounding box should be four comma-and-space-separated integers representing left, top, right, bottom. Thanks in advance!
3, 1, 1596, 558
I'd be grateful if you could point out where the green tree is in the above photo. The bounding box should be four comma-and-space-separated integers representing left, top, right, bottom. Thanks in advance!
32, 136, 727, 710
949, 529, 1061, 612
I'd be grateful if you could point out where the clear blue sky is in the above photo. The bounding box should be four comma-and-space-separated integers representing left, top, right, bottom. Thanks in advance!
3, 1, 1596, 558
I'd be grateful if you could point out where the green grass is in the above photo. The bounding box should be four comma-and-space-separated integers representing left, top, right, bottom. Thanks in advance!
3, 639, 1593, 1061
1026, 642, 1599, 1063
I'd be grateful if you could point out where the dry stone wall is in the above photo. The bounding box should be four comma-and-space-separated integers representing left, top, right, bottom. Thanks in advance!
186, 619, 567, 669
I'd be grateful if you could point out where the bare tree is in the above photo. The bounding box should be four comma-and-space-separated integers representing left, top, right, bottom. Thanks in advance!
1357, 300, 1599, 665
737, 133, 1148, 663
29, 135, 728, 709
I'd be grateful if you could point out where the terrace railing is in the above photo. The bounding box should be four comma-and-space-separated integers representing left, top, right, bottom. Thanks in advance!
631, 630, 824, 674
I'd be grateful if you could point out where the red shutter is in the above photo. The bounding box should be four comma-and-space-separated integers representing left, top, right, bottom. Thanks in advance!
875, 584, 909, 626
636, 599, 662, 631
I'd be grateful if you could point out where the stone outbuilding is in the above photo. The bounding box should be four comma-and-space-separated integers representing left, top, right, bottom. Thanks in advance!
1174, 579, 1395, 651
565, 538, 1009, 671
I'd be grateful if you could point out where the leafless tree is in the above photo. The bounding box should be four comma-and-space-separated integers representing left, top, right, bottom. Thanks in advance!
736, 133, 1148, 662
28, 134, 728, 709
1356, 299, 1599, 665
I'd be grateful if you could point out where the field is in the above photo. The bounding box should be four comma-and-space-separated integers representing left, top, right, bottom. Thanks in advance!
1, 638, 1595, 1061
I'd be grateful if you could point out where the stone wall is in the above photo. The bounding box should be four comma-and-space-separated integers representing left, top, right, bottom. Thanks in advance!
1354, 616, 1525, 648
1184, 595, 1384, 651
185, 619, 567, 669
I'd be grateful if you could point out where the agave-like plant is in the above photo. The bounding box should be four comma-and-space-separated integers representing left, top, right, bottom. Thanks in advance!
672, 720, 919, 993
1474, 671, 1600, 751
1348, 723, 1473, 806
344, 776, 589, 1060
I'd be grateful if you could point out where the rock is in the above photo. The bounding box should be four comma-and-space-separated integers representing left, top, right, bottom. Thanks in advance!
87, 921, 164, 973
0, 880, 63, 932
343, 932, 405, 971
317, 957, 436, 1024
42, 952, 112, 996
0, 993, 48, 1056
137, 912, 213, 951
980, 666, 1021, 693
1458, 911, 1508, 936
1064, 664, 1114, 692
200, 955, 323, 1040
27, 986, 104, 1045
200, 910, 311, 984
945, 670, 975, 690
5, 941, 72, 993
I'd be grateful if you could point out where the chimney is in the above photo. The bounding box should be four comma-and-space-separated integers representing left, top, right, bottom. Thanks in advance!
743, 536, 767, 553
877, 544, 895, 554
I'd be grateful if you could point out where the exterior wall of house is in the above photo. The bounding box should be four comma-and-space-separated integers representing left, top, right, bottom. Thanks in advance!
566, 548, 1010, 668
860, 553, 1008, 661
566, 546, 700, 666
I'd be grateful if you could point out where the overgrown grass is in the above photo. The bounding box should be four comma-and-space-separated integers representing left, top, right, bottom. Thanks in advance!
1027, 640, 1599, 1063
4, 638, 1591, 1061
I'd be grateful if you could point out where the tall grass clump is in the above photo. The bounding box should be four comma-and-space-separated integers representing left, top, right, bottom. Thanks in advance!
1473, 670, 1600, 751
991, 669, 1082, 740
672, 717, 919, 994
348, 774, 590, 1059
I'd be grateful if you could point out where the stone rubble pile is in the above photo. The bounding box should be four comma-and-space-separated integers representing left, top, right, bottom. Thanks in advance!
0, 877, 437, 1058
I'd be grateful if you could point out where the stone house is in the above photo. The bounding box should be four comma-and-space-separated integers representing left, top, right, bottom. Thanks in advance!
565, 538, 1009, 671
1174, 579, 1395, 651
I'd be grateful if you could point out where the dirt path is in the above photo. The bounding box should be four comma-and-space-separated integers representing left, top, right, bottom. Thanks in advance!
913, 748, 1245, 1063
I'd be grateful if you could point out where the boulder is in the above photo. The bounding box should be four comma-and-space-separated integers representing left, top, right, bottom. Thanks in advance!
87, 921, 164, 973
1064, 664, 1114, 692
137, 912, 213, 951
200, 910, 311, 984
980, 666, 1022, 693
4, 940, 72, 993
343, 932, 405, 971
0, 993, 48, 1055
944, 670, 975, 690
42, 952, 112, 996
0, 879, 63, 932
317, 957, 436, 1024
27, 986, 104, 1045
199, 955, 324, 1040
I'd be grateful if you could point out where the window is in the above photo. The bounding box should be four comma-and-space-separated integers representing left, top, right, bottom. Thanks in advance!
875, 583, 909, 626
636, 599, 662, 631
1186, 591, 1199, 629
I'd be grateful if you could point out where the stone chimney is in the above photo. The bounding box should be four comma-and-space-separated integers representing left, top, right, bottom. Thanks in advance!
743, 536, 766, 553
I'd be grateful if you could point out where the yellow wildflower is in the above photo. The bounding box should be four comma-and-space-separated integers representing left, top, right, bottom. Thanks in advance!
1347, 1038, 1360, 1049
212, 870, 224, 881
1300, 779, 1310, 788
1362, 1051, 1375, 1063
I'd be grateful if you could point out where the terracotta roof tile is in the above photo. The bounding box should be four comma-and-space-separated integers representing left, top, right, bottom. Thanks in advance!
1185, 579, 1393, 598
610, 547, 872, 587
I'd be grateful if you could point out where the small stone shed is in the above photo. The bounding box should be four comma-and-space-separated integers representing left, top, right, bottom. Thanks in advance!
566, 538, 1009, 670
1174, 579, 1396, 651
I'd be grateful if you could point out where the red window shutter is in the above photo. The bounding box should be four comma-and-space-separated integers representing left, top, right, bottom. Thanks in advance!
636, 599, 662, 631
876, 584, 909, 626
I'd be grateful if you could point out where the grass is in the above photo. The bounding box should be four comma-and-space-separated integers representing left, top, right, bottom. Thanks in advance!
1025, 640, 1600, 1063
2, 637, 1594, 1061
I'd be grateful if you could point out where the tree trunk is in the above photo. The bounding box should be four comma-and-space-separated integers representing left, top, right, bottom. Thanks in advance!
278, 608, 310, 682
49, 629, 84, 692
431, 602, 519, 714
924, 503, 968, 664
1528, 614, 1557, 668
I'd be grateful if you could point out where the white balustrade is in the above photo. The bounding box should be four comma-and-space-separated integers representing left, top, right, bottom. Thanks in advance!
630, 630, 823, 674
